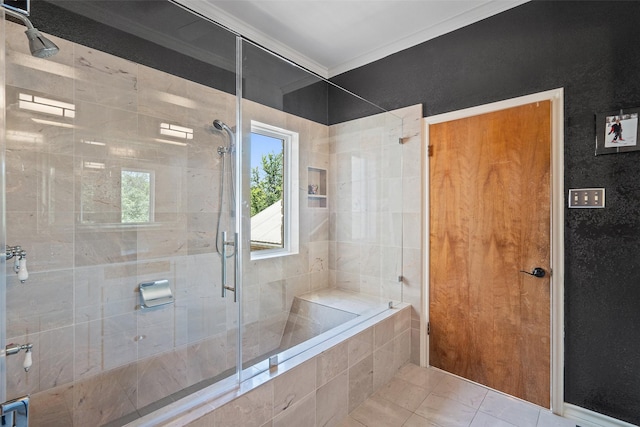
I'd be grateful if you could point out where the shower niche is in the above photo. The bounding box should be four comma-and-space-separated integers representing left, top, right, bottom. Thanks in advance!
307, 167, 327, 208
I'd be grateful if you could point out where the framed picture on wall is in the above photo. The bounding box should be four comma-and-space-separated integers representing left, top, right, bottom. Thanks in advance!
596, 108, 640, 155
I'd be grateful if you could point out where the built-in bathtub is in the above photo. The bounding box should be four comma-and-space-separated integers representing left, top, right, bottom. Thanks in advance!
125, 289, 411, 427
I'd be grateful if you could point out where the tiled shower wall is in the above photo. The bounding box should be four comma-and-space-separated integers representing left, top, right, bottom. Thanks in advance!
3, 20, 333, 426
2, 15, 423, 427
329, 104, 423, 364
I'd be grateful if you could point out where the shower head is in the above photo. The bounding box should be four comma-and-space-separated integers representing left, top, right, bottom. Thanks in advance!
213, 119, 232, 133
25, 28, 59, 58
212, 119, 235, 151
2, 5, 59, 58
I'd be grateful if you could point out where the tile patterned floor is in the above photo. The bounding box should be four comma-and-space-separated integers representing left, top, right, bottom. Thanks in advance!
340, 363, 577, 427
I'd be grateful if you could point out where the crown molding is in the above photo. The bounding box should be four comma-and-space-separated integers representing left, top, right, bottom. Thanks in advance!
328, 0, 529, 77
175, 0, 330, 78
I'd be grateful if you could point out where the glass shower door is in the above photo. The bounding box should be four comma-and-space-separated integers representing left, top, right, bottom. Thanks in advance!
1, 3, 243, 425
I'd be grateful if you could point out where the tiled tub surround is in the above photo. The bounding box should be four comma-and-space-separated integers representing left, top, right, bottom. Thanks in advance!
328, 104, 423, 365
3, 21, 334, 426
129, 303, 411, 427
2, 20, 415, 426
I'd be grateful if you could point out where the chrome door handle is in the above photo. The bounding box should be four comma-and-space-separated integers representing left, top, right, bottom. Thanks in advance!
520, 267, 546, 278
232, 232, 238, 303
221, 231, 228, 297
221, 231, 237, 301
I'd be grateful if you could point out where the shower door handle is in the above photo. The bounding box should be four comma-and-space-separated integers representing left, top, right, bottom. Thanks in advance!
221, 231, 228, 298
232, 232, 238, 303
221, 231, 237, 302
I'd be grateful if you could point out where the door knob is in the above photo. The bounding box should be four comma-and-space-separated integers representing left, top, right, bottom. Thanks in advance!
520, 267, 546, 278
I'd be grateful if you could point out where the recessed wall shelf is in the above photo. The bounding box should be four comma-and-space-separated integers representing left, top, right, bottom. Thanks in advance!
308, 167, 327, 208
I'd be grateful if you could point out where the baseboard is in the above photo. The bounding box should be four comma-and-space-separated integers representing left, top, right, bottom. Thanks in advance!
563, 403, 638, 427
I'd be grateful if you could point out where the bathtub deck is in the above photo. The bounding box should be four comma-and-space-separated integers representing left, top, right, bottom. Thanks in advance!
296, 288, 393, 315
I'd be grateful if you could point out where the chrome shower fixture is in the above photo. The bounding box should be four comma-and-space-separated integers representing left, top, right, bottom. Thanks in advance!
5, 342, 33, 372
2, 5, 59, 58
212, 119, 235, 155
6, 245, 29, 283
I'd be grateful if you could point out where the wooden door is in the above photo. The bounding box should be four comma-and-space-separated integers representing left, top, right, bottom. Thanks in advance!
429, 101, 551, 407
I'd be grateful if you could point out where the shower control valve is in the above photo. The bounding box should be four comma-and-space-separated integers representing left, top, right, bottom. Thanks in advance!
5, 245, 28, 283
5, 343, 33, 372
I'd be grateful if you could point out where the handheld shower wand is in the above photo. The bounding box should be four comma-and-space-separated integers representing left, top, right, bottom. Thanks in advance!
212, 119, 237, 256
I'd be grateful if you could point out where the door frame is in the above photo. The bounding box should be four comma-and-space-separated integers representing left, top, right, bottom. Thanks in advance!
421, 88, 565, 414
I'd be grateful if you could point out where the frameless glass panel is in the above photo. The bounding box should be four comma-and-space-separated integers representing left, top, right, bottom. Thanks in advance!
239, 39, 404, 381
3, 2, 240, 425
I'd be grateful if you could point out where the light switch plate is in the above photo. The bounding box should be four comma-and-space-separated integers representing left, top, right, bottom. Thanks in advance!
568, 188, 605, 208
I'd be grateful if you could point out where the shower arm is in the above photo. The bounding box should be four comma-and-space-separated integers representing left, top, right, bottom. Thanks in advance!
1, 6, 35, 30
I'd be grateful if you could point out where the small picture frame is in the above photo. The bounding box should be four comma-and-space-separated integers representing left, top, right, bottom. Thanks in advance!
595, 108, 640, 155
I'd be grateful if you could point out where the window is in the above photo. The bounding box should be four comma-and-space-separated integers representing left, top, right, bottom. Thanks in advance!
121, 169, 154, 223
250, 121, 299, 259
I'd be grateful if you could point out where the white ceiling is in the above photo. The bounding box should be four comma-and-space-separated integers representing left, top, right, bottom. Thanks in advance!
178, 0, 528, 78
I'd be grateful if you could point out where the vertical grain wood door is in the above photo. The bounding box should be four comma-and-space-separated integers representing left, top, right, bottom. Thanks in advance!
429, 101, 551, 408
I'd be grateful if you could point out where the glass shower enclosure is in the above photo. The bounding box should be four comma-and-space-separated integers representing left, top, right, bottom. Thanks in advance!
0, 1, 405, 425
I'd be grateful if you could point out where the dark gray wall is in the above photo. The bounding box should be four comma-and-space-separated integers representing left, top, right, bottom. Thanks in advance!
31, 1, 330, 124
331, 1, 640, 423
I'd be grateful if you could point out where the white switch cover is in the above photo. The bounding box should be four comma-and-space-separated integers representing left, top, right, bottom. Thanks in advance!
568, 188, 605, 208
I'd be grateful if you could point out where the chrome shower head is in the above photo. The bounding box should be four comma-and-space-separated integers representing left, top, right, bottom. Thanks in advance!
25, 27, 59, 58
213, 119, 232, 133
2, 5, 59, 58
212, 119, 235, 152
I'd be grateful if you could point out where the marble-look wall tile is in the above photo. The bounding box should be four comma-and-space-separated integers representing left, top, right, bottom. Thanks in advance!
74, 312, 137, 380
348, 354, 374, 413
39, 326, 74, 390
137, 64, 190, 122
348, 329, 373, 367
6, 269, 73, 337
374, 316, 395, 350
214, 382, 274, 427
137, 303, 178, 359
74, 264, 137, 324
316, 370, 349, 427
273, 359, 316, 417
273, 392, 315, 427
73, 45, 138, 111
186, 333, 228, 386
30, 384, 74, 427
411, 327, 421, 365
373, 340, 396, 391
316, 341, 348, 387
137, 348, 188, 409
73, 364, 138, 426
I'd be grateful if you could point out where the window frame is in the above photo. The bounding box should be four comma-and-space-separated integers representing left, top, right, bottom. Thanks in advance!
249, 120, 299, 260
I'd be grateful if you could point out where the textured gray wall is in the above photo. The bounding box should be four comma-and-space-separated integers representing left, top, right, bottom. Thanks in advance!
330, 1, 640, 424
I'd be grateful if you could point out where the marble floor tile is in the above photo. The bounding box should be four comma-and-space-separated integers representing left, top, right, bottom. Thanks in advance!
393, 362, 444, 391
537, 411, 579, 427
414, 394, 477, 427
350, 394, 413, 427
340, 364, 579, 427
431, 374, 488, 409
470, 411, 518, 427
478, 391, 540, 427
338, 416, 366, 427
372, 377, 429, 411
402, 413, 441, 427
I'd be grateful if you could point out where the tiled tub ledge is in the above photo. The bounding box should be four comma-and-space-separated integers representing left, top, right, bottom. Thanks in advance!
127, 302, 411, 427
